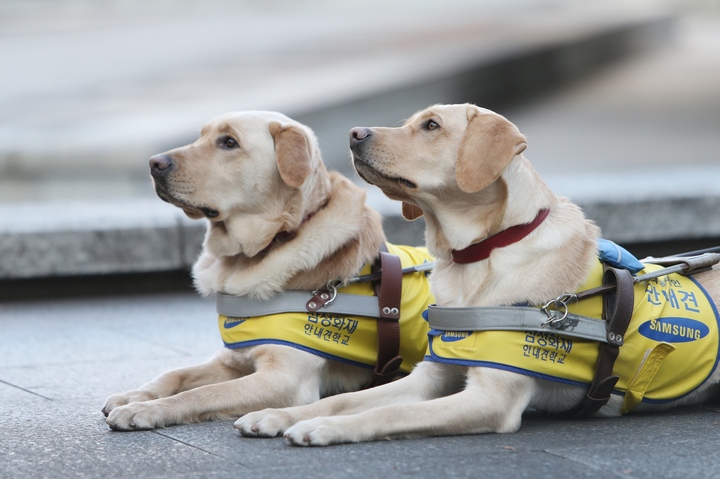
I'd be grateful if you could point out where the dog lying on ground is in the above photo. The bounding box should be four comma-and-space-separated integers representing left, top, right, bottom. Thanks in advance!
102, 111, 434, 430
235, 103, 720, 445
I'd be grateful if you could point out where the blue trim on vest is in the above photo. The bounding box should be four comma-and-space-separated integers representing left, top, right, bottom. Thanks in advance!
424, 335, 591, 389
426, 279, 720, 405
639, 274, 720, 405
223, 339, 411, 377
223, 338, 375, 370
423, 354, 592, 389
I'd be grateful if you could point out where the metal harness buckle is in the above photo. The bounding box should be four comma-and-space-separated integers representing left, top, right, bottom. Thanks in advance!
306, 280, 342, 311
541, 293, 579, 330
312, 280, 341, 307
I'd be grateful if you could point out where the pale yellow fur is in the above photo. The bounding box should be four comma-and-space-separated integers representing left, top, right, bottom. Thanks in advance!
103, 112, 392, 430
236, 104, 720, 446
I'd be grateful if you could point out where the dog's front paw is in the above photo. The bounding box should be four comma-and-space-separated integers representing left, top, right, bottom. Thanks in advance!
102, 390, 156, 417
284, 417, 348, 447
235, 409, 294, 438
105, 401, 169, 431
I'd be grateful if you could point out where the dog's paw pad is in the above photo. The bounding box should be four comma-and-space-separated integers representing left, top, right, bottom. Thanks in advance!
105, 403, 166, 431
235, 411, 289, 438
102, 390, 156, 415
284, 419, 340, 447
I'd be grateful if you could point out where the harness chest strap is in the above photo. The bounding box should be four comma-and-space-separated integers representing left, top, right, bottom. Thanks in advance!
427, 306, 609, 343
217, 291, 382, 318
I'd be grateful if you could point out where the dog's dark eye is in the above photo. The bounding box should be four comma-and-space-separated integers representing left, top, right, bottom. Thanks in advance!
218, 136, 239, 150
424, 120, 439, 131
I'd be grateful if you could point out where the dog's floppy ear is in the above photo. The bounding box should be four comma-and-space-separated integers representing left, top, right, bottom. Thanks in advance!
455, 109, 527, 193
269, 121, 312, 188
401, 202, 424, 221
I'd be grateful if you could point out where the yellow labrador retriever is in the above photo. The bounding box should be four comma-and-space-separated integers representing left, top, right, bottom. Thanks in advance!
102, 111, 433, 430
235, 104, 720, 445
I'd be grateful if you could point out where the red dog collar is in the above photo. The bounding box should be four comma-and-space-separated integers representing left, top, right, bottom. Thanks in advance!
451, 209, 550, 264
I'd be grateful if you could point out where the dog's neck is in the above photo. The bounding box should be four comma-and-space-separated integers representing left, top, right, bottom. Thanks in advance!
426, 156, 599, 308
193, 172, 385, 299
203, 163, 332, 259
423, 157, 556, 258
257, 198, 329, 255
450, 208, 550, 264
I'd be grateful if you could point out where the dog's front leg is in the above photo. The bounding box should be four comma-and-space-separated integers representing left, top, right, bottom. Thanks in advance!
236, 361, 466, 438
284, 367, 536, 446
105, 346, 327, 431
102, 349, 248, 416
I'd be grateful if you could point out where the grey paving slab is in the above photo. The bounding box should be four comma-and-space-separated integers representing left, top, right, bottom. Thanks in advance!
0, 293, 217, 368
3, 292, 720, 478
541, 410, 720, 479
129, 419, 606, 479
580, 196, 720, 244
2, 423, 227, 479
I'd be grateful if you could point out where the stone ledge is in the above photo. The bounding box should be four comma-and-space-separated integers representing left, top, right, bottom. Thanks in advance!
0, 200, 203, 279
1, 194, 719, 280
580, 196, 720, 245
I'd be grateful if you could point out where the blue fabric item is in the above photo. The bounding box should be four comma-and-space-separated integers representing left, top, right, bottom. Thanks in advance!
597, 238, 644, 274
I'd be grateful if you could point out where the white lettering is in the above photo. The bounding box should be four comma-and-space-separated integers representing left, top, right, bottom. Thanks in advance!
649, 320, 702, 340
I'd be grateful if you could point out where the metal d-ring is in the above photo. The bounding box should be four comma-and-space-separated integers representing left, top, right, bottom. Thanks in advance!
322, 279, 341, 306
310, 279, 341, 309
541, 293, 577, 327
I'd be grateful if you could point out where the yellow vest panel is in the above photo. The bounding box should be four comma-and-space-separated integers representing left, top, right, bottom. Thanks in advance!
426, 260, 720, 410
219, 244, 435, 373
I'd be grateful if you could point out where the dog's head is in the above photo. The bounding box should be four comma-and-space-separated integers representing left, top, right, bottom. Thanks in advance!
150, 111, 330, 257
350, 103, 527, 223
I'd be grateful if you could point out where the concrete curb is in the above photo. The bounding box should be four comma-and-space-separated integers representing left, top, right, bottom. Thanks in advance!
2, 193, 719, 281
0, 200, 203, 279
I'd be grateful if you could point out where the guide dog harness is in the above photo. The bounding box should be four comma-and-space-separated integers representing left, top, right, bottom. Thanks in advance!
425, 208, 720, 416
216, 243, 435, 386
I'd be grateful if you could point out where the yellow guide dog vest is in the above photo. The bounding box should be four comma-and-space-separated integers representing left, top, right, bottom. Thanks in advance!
426, 260, 720, 412
219, 244, 434, 373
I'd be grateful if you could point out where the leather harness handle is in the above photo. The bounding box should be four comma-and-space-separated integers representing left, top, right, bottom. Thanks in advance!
564, 264, 635, 418
369, 246, 404, 386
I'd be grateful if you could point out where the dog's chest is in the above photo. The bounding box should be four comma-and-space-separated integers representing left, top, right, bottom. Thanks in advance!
431, 263, 494, 307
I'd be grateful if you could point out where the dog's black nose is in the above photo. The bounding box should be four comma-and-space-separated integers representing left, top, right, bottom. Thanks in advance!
349, 127, 372, 148
149, 154, 173, 174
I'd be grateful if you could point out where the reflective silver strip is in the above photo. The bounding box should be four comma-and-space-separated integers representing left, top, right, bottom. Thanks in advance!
216, 291, 381, 318
427, 305, 608, 343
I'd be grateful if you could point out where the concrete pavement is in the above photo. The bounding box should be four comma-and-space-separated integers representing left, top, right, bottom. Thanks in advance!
3, 2, 720, 478
3, 292, 720, 479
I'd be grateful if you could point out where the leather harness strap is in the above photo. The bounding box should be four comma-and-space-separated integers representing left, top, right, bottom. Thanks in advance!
369, 245, 404, 386
563, 265, 635, 418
